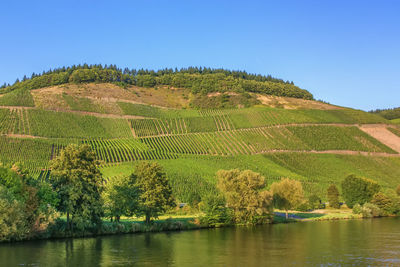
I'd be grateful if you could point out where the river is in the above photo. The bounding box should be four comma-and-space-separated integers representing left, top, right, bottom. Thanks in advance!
1, 218, 399, 266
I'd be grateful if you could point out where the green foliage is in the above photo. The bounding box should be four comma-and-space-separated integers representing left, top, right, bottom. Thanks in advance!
352, 203, 382, 217
371, 192, 393, 215
397, 185, 400, 196
352, 203, 362, 214
102, 175, 139, 221
0, 186, 28, 241
361, 203, 382, 218
217, 169, 273, 224
28, 109, 132, 138
308, 194, 322, 210
136, 75, 157, 87
50, 144, 104, 231
370, 107, 400, 120
200, 193, 232, 226
0, 64, 313, 100
190, 93, 260, 109
271, 178, 305, 219
0, 166, 59, 242
131, 161, 176, 224
286, 125, 394, 153
341, 174, 380, 208
327, 184, 340, 209
0, 166, 23, 195
0, 88, 34, 107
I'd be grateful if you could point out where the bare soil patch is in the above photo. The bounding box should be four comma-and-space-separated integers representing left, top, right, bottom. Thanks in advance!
359, 125, 400, 153
255, 94, 343, 110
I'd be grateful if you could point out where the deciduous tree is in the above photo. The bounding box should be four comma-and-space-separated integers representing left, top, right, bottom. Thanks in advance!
341, 175, 380, 208
50, 144, 104, 231
131, 162, 175, 224
217, 169, 273, 224
271, 178, 304, 219
327, 184, 340, 209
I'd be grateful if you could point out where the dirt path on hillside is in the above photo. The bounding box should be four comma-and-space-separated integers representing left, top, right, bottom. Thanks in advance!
2, 134, 44, 139
359, 125, 400, 153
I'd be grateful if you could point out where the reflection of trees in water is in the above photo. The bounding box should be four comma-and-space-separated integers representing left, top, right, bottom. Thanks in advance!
1, 219, 399, 266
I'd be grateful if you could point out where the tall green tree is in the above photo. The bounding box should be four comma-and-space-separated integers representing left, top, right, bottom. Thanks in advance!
271, 178, 304, 219
102, 175, 139, 222
217, 169, 273, 224
131, 162, 175, 224
341, 174, 380, 208
50, 144, 104, 231
327, 184, 340, 209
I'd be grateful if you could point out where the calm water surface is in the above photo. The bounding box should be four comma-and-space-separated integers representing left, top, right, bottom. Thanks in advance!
1, 218, 400, 266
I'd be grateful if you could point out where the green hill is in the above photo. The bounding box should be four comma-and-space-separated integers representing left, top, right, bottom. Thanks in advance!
1, 65, 400, 205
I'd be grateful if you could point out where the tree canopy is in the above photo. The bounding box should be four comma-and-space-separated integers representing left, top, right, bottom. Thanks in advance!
271, 178, 304, 219
341, 174, 380, 208
131, 161, 175, 224
50, 144, 104, 230
0, 64, 313, 100
327, 184, 340, 209
217, 169, 273, 224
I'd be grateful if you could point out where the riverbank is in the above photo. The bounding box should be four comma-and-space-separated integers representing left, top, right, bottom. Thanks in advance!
2, 208, 392, 243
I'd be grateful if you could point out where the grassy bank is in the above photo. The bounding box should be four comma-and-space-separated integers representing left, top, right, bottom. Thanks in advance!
13, 209, 384, 243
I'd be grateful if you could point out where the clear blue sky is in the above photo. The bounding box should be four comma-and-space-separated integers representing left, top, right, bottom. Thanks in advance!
1, 0, 399, 110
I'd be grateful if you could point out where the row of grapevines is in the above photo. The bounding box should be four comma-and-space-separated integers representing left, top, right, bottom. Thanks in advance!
0, 108, 30, 135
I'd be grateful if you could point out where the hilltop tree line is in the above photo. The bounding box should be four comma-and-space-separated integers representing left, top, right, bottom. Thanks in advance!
0, 64, 313, 100
369, 107, 400, 120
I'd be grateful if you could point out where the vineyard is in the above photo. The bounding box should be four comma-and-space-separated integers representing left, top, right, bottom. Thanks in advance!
388, 127, 400, 137
1, 93, 400, 205
100, 153, 400, 203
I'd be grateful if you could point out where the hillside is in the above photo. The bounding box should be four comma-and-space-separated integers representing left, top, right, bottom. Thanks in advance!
370, 107, 400, 120
1, 66, 400, 206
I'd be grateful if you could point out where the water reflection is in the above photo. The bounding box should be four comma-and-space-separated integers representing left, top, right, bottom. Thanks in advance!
0, 218, 399, 266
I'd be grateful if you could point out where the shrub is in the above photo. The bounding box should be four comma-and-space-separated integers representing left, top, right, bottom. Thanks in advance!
341, 175, 380, 208
296, 201, 311, 212
308, 194, 322, 210
0, 187, 29, 241
200, 193, 232, 227
361, 203, 381, 218
352, 203, 362, 214
371, 192, 393, 215
396, 185, 400, 196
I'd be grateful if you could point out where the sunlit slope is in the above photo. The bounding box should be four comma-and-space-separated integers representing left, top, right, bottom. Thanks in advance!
1, 81, 400, 202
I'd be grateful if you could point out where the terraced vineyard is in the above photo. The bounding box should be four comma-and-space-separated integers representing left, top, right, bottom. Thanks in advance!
1, 88, 399, 204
